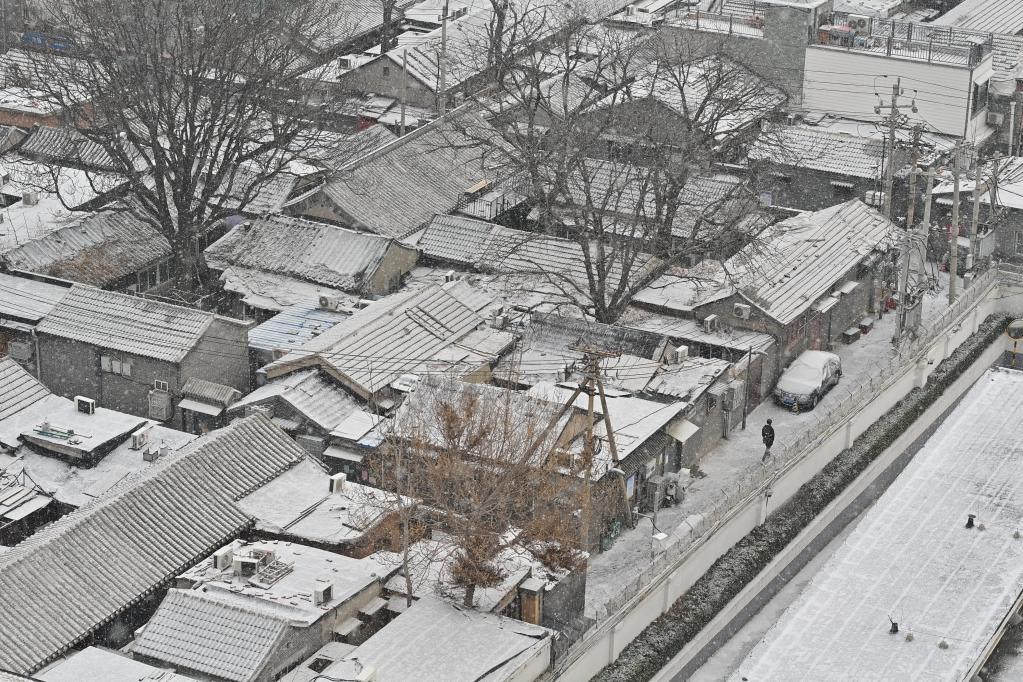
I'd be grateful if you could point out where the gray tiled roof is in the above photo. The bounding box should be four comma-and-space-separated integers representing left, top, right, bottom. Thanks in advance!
749, 126, 884, 180
204, 215, 406, 293
132, 588, 289, 682
2, 210, 170, 287
0, 415, 308, 674
0, 357, 50, 421
180, 377, 242, 408
318, 114, 509, 239
17, 126, 117, 171
35, 285, 215, 363
230, 369, 360, 431
416, 213, 658, 290
266, 282, 511, 398
730, 200, 897, 325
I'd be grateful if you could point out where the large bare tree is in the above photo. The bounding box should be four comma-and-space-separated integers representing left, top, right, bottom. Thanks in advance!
18, 0, 359, 289
467, 24, 784, 322
375, 377, 586, 608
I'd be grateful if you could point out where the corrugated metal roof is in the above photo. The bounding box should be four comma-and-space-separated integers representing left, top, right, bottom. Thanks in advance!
0, 357, 50, 422
248, 303, 350, 354
0, 415, 309, 674
132, 588, 289, 682
2, 210, 170, 287
204, 215, 408, 294
749, 125, 885, 180
35, 285, 215, 363
932, 0, 1023, 34
0, 272, 68, 323
317, 114, 509, 239
729, 200, 897, 325
180, 377, 241, 408
231, 370, 360, 431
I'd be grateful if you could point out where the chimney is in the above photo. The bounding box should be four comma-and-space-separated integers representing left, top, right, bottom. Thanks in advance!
518, 577, 545, 626
158, 441, 169, 458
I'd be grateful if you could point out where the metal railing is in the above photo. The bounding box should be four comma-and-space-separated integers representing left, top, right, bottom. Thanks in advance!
568, 265, 1002, 656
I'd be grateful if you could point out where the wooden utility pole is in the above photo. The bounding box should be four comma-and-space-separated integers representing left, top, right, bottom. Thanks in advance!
949, 142, 961, 303
896, 127, 921, 341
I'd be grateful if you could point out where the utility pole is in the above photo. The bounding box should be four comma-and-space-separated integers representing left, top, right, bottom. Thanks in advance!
876, 78, 914, 220
400, 49, 408, 137
949, 142, 961, 304
438, 0, 449, 115
895, 126, 921, 341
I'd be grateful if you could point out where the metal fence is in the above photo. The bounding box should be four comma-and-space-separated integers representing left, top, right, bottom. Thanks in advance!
575, 266, 1001, 645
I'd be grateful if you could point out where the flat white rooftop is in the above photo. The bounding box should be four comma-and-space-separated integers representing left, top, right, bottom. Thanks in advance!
733, 368, 1023, 682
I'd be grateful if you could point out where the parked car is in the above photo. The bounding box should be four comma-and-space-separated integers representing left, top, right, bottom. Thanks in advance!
773, 350, 842, 411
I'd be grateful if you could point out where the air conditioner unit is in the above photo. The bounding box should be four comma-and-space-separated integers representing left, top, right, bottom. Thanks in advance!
313, 579, 334, 605
329, 472, 347, 493
22, 191, 38, 206
74, 396, 96, 415
338, 57, 353, 70
987, 111, 1005, 127
7, 339, 32, 361
671, 345, 688, 363
212, 545, 234, 571
625, 4, 635, 14
733, 303, 752, 320
444, 270, 457, 282
644, 475, 666, 512
233, 554, 260, 577
142, 444, 159, 462
720, 384, 737, 412
130, 424, 153, 450
847, 14, 870, 36
702, 314, 719, 334
319, 295, 341, 311
489, 313, 508, 329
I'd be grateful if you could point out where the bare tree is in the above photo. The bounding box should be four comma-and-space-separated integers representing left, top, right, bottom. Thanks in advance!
462, 24, 784, 322
375, 377, 586, 608
18, 0, 363, 289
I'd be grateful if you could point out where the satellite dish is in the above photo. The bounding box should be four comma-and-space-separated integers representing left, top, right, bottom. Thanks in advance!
1007, 319, 1023, 340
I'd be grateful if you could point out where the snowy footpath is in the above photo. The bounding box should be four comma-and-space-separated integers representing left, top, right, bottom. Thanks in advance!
584, 277, 955, 617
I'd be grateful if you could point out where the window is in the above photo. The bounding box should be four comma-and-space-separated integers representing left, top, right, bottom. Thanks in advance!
382, 65, 390, 77
154, 379, 169, 392
1016, 231, 1023, 255
101, 355, 132, 377
158, 260, 170, 282
972, 80, 990, 116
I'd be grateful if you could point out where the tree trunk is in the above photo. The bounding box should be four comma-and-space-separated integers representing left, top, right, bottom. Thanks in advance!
463, 583, 476, 607
381, 1, 394, 52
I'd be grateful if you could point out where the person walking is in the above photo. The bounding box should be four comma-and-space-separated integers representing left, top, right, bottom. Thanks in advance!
761, 419, 775, 462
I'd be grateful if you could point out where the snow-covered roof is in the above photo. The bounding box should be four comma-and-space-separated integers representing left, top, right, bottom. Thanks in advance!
327, 596, 553, 682
264, 281, 513, 399
732, 367, 1023, 681
35, 285, 216, 363
749, 125, 885, 180
35, 646, 199, 682
0, 415, 309, 675
727, 200, 898, 325
248, 302, 351, 354
230, 369, 361, 432
0, 272, 68, 324
932, 0, 1023, 35
932, 155, 1023, 210
0, 357, 50, 423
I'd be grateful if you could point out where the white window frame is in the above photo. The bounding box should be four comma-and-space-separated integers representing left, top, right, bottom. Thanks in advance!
153, 379, 169, 392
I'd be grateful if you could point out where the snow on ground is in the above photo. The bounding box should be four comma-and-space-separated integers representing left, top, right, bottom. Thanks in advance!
690, 504, 868, 681
730, 368, 1023, 681
584, 276, 956, 616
